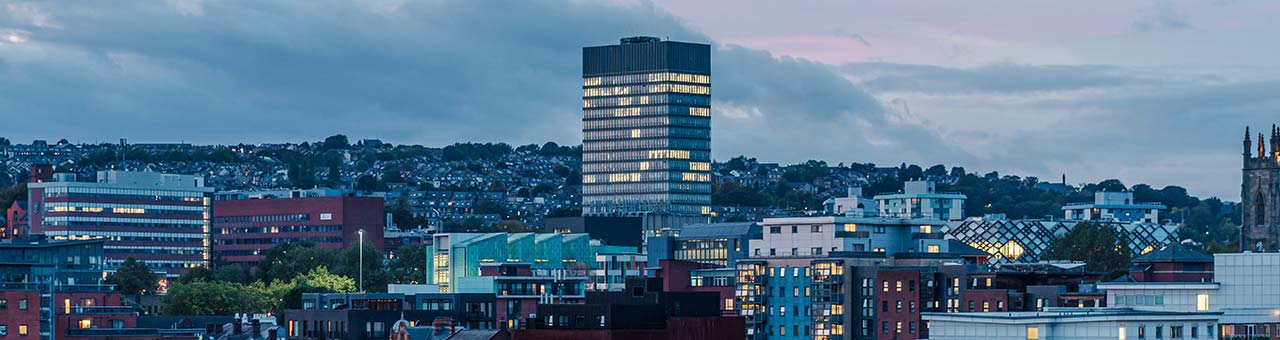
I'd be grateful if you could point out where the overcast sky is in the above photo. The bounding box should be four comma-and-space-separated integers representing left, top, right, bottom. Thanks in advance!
2, 1, 1277, 199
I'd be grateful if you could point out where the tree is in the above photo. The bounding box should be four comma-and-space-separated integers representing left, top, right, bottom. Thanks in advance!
162, 281, 271, 315
443, 217, 485, 232
0, 183, 27, 215
321, 134, 350, 150
924, 164, 947, 178
333, 244, 389, 293
176, 266, 214, 284
256, 242, 338, 284
1042, 222, 1132, 279
106, 258, 159, 296
387, 244, 428, 284
389, 197, 422, 229
282, 266, 356, 309
214, 263, 254, 284
494, 220, 535, 232
354, 175, 388, 192
486, 180, 507, 192
472, 199, 506, 216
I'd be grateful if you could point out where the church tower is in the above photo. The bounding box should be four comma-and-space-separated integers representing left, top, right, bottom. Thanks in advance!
1242, 124, 1280, 252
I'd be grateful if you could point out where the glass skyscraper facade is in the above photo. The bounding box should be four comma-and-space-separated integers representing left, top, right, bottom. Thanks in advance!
582, 36, 712, 216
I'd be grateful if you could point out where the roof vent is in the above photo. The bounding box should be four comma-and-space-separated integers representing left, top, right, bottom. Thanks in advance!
621, 36, 661, 44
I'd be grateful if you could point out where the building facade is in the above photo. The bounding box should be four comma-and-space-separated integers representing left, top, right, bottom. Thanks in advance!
1097, 252, 1280, 339
1062, 191, 1165, 223
212, 194, 385, 265
286, 291, 497, 340
1242, 125, 1280, 252
923, 308, 1221, 340
430, 233, 597, 294
0, 238, 200, 340
753, 216, 954, 257
872, 181, 966, 221
646, 222, 761, 268
27, 171, 214, 277
944, 218, 1178, 263
581, 36, 713, 217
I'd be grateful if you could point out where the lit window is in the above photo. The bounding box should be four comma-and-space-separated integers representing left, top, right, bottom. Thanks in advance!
1027, 327, 1039, 340
1196, 293, 1209, 311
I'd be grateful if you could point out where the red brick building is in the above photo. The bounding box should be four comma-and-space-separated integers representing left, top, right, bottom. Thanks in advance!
212, 196, 385, 265
649, 260, 735, 316
1127, 242, 1214, 283
4, 201, 28, 239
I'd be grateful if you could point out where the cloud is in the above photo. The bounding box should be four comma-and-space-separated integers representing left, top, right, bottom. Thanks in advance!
832, 29, 870, 46
0, 0, 957, 166
1132, 1, 1196, 32
839, 61, 1280, 198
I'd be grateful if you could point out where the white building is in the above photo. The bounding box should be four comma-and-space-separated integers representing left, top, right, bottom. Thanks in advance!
823, 186, 876, 217
753, 216, 951, 257
873, 180, 966, 220
589, 251, 646, 292
1096, 252, 1280, 338
1062, 191, 1165, 223
924, 308, 1221, 340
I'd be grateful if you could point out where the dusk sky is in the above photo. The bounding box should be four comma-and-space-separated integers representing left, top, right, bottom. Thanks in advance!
2, 0, 1278, 199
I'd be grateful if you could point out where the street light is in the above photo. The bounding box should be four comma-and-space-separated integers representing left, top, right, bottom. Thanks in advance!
358, 229, 365, 293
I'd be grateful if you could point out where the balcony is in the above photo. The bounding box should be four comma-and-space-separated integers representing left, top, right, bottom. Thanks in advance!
66, 306, 137, 315
912, 232, 944, 240
835, 231, 870, 238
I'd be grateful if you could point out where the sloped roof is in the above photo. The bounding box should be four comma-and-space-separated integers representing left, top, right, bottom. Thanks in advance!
676, 222, 758, 239
946, 240, 990, 257
445, 329, 506, 340
1132, 242, 1213, 263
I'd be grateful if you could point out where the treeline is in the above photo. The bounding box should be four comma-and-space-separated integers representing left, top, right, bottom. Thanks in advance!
442, 141, 580, 161
106, 241, 430, 315
713, 157, 1241, 250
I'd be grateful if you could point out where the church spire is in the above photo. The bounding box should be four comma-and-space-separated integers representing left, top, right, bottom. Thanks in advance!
1272, 124, 1279, 154
1245, 126, 1253, 158
1260, 132, 1267, 158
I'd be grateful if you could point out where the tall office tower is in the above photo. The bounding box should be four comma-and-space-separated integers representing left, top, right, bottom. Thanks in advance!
27, 170, 213, 277
581, 36, 712, 219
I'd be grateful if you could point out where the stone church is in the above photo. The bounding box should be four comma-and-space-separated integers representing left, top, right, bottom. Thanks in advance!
1242, 125, 1280, 252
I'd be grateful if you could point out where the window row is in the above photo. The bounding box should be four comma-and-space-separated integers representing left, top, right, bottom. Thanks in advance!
48, 230, 206, 241
45, 218, 206, 230
583, 160, 710, 173
582, 171, 710, 184
583, 138, 709, 152
583, 193, 711, 205
106, 245, 205, 255
214, 236, 342, 245
582, 182, 712, 195
583, 94, 710, 108
584, 112, 709, 127
583, 83, 709, 97
583, 72, 709, 87
45, 202, 206, 216
214, 225, 342, 234
583, 149, 710, 162
41, 186, 205, 202
585, 106, 710, 121
213, 213, 310, 224
584, 127, 710, 141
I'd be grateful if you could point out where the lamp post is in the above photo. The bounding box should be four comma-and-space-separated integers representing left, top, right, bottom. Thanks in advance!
358, 229, 365, 293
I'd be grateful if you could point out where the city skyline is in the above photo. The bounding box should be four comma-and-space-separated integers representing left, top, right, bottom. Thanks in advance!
3, 1, 1278, 199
